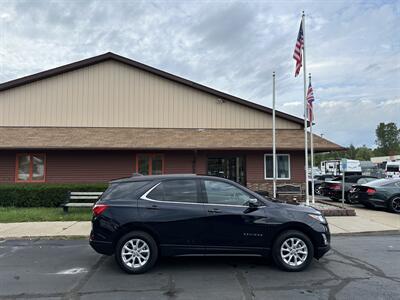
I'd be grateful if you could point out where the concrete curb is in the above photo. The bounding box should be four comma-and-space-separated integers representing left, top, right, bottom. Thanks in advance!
330, 230, 400, 237
0, 235, 89, 241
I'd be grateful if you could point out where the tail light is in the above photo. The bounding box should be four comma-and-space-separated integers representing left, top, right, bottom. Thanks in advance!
92, 204, 109, 216
366, 188, 376, 195
331, 183, 341, 190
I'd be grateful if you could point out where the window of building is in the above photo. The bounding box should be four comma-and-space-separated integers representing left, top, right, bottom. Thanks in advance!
204, 180, 253, 206
136, 154, 164, 175
16, 154, 46, 182
264, 154, 290, 180
146, 180, 198, 203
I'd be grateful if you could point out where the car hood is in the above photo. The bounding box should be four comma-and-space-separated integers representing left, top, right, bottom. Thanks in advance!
272, 201, 321, 215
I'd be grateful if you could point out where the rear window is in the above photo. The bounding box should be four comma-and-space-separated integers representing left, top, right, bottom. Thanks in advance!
101, 181, 150, 200
367, 179, 399, 187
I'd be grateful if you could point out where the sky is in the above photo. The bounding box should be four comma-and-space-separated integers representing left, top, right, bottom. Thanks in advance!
0, 0, 399, 147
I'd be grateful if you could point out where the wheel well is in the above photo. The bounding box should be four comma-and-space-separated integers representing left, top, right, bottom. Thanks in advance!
271, 223, 318, 255
113, 223, 160, 250
389, 194, 400, 200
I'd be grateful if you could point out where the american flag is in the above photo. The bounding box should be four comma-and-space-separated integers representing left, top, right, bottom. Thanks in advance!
307, 82, 315, 121
293, 21, 304, 77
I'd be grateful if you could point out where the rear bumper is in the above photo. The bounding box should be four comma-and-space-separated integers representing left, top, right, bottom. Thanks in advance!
89, 231, 114, 255
349, 193, 386, 208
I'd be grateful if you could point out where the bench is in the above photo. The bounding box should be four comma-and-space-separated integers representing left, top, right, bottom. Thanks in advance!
276, 184, 304, 202
62, 192, 103, 213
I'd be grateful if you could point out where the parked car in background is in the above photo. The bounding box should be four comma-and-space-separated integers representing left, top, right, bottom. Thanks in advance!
349, 178, 400, 213
318, 175, 378, 201
90, 174, 330, 274
385, 162, 400, 178
308, 174, 337, 195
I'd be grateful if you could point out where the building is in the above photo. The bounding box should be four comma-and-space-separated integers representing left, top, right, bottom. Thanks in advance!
0, 52, 342, 193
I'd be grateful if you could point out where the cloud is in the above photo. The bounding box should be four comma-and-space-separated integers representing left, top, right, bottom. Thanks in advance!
0, 0, 399, 148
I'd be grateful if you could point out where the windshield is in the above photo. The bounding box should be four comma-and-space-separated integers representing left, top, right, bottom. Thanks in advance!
387, 165, 399, 172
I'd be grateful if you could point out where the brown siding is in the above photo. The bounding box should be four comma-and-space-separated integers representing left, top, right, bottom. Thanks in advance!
0, 151, 15, 183
246, 151, 305, 193
46, 151, 135, 183
0, 150, 305, 187
162, 151, 194, 174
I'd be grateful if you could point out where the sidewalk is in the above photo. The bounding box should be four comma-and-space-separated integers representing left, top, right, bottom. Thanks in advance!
0, 221, 91, 239
326, 204, 400, 234
0, 206, 399, 239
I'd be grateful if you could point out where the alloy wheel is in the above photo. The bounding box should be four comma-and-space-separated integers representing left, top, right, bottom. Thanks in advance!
121, 238, 150, 269
280, 237, 308, 267
392, 197, 400, 213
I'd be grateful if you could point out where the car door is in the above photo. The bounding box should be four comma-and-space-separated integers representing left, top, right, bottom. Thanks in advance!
201, 179, 269, 253
138, 179, 207, 254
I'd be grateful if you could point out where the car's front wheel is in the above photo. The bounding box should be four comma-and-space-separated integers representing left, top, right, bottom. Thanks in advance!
115, 231, 158, 274
272, 230, 314, 272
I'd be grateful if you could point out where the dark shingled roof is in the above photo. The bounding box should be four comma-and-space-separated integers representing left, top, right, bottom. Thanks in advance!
0, 127, 343, 151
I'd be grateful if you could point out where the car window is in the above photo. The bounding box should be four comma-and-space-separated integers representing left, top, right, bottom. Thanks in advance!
102, 181, 150, 200
357, 178, 368, 184
146, 179, 198, 203
204, 180, 253, 206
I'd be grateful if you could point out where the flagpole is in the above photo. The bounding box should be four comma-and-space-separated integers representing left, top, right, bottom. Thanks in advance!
309, 73, 315, 204
272, 71, 276, 198
302, 11, 309, 205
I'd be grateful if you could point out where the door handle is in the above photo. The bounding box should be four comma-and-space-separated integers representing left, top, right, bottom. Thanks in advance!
208, 208, 222, 213
146, 204, 159, 210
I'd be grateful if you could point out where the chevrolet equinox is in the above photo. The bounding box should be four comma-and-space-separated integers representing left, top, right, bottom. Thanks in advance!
90, 174, 330, 273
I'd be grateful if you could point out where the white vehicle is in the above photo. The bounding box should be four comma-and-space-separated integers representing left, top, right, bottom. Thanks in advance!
321, 159, 362, 176
321, 160, 340, 175
385, 161, 400, 178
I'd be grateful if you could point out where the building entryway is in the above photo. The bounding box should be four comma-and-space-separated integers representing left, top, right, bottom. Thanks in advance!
206, 156, 246, 185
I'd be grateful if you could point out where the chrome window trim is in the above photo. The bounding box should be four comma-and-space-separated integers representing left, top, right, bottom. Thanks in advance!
140, 182, 265, 208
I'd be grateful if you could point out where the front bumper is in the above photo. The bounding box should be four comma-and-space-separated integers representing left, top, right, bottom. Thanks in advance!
315, 245, 331, 259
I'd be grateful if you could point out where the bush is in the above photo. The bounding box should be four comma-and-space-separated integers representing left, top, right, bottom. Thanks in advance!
0, 183, 108, 207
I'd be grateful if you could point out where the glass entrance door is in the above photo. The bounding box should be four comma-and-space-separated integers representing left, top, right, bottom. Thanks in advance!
207, 156, 246, 185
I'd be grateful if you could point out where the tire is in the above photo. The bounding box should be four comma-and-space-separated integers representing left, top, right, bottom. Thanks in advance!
272, 230, 314, 272
387, 196, 400, 214
115, 231, 158, 274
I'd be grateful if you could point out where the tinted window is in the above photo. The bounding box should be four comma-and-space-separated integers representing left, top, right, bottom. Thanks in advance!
102, 181, 150, 200
204, 180, 253, 206
147, 180, 198, 203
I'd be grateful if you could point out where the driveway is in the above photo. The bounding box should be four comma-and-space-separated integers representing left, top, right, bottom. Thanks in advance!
0, 234, 399, 299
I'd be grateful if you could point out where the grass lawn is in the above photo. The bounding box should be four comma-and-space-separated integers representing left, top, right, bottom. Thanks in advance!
0, 207, 92, 223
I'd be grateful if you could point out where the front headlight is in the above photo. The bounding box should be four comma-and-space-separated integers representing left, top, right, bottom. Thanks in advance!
308, 213, 326, 223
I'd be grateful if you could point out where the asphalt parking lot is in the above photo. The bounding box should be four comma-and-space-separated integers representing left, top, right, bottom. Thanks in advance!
0, 234, 399, 300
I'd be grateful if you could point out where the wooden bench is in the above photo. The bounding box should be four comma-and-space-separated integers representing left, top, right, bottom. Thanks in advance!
62, 192, 103, 213
276, 184, 304, 202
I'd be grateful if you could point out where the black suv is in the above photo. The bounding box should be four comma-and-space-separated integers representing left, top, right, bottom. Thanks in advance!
90, 174, 330, 274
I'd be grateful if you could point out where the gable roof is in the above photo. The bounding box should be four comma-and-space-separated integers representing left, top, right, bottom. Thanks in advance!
0, 52, 305, 126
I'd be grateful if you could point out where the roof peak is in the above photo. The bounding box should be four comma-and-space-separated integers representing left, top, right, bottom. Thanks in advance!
0, 52, 305, 126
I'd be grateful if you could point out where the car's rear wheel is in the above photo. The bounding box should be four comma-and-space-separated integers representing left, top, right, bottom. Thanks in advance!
115, 231, 158, 274
388, 196, 400, 214
272, 230, 314, 272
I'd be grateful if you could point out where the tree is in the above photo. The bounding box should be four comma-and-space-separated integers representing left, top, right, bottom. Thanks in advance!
375, 122, 400, 156
355, 145, 372, 161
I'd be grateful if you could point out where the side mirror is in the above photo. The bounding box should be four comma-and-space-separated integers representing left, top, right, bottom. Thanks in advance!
248, 198, 259, 207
